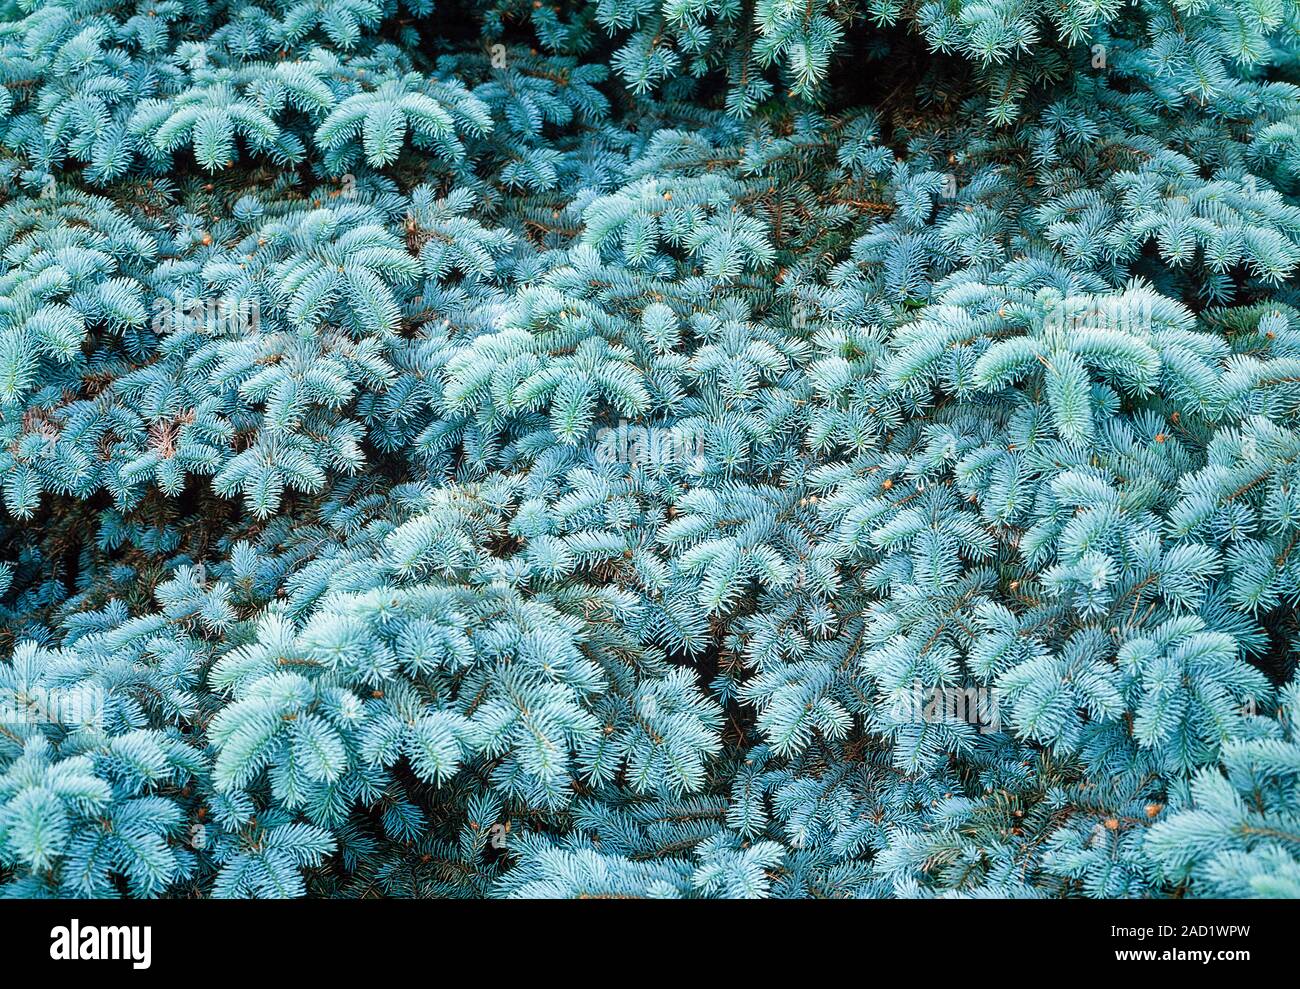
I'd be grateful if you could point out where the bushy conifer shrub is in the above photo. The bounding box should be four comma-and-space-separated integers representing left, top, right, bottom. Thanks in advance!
1, 0, 1299, 898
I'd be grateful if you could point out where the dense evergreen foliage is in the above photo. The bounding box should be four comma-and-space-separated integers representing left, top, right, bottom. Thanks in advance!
2, 0, 1300, 898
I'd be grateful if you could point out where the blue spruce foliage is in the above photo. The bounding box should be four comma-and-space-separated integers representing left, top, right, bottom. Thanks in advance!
1, 0, 1299, 898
